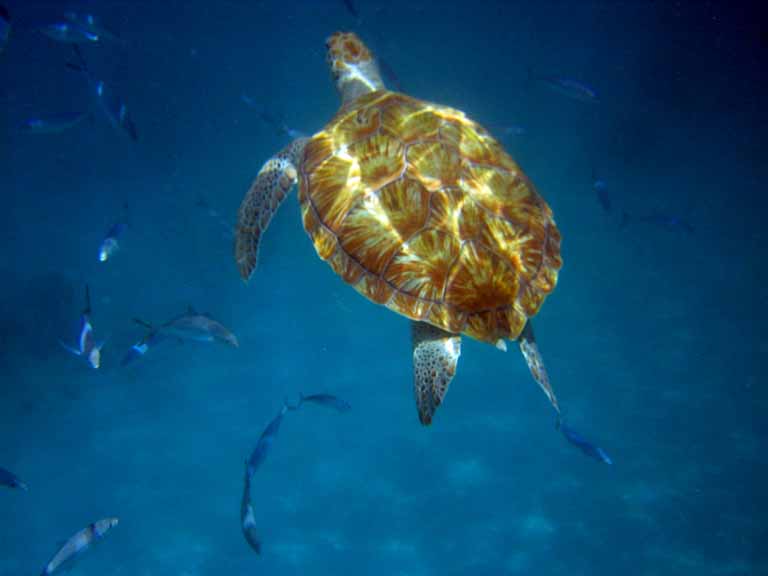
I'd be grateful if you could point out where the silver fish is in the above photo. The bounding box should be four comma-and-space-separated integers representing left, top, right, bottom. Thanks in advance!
240, 460, 261, 554
19, 112, 91, 135
298, 392, 351, 413
59, 285, 104, 369
487, 123, 526, 137
41, 518, 118, 575
247, 403, 290, 477
98, 222, 127, 262
0, 5, 10, 54
557, 417, 612, 465
377, 58, 402, 92
241, 401, 299, 553
64, 11, 125, 46
139, 307, 239, 348
93, 78, 138, 140
162, 308, 238, 347
39, 21, 99, 44
530, 69, 599, 103
67, 46, 138, 141
240, 94, 306, 140
121, 327, 168, 367
0, 465, 27, 491
342, 0, 359, 19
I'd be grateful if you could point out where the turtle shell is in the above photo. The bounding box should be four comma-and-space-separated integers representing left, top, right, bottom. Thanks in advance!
298, 91, 562, 344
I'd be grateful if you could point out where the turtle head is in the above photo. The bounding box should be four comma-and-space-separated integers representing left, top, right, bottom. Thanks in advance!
326, 32, 384, 105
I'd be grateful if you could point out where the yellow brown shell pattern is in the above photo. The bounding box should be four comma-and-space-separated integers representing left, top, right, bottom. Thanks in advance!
298, 91, 562, 344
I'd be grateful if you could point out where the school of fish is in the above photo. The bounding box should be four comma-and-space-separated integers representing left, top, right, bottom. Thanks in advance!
4, 1, 716, 570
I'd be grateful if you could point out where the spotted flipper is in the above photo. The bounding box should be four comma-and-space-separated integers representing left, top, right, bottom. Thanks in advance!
412, 321, 461, 426
518, 321, 560, 414
235, 138, 309, 281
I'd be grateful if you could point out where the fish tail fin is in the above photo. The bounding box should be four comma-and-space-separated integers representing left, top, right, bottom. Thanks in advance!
89, 338, 107, 369
120, 347, 141, 367
58, 339, 81, 357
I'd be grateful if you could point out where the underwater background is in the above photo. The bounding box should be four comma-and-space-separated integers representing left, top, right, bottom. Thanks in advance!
0, 1, 763, 575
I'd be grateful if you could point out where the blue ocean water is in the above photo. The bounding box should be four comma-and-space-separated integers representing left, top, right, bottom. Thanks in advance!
0, 1, 763, 575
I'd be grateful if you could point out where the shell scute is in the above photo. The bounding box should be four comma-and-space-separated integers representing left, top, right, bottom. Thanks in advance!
354, 273, 394, 304
460, 164, 536, 224
381, 99, 442, 144
406, 141, 461, 192
338, 196, 403, 276
384, 228, 460, 303
377, 178, 431, 239
441, 118, 518, 171
328, 248, 365, 286
348, 131, 405, 191
336, 178, 430, 277
303, 134, 336, 175
444, 241, 520, 312
301, 202, 337, 260
305, 154, 358, 233
331, 103, 382, 146
427, 304, 467, 334
386, 290, 432, 321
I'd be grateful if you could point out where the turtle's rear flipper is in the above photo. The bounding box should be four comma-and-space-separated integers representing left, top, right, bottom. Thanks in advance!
412, 321, 461, 426
518, 321, 560, 414
235, 138, 309, 281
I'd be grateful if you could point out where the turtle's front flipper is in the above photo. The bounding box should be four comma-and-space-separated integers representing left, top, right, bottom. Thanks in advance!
235, 138, 309, 281
412, 321, 461, 426
518, 321, 560, 414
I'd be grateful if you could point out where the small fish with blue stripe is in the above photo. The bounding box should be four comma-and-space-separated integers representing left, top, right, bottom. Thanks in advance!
59, 285, 105, 369
0, 465, 27, 491
529, 68, 599, 103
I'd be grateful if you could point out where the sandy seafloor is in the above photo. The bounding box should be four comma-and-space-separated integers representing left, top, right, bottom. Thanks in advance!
0, 1, 763, 575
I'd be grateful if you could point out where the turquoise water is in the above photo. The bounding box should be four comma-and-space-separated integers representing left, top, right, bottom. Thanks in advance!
0, 2, 763, 575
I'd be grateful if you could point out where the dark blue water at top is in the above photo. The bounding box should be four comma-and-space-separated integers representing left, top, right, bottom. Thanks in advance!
0, 1, 763, 575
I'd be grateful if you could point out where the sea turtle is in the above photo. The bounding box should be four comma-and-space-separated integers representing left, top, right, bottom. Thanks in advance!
235, 32, 563, 425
